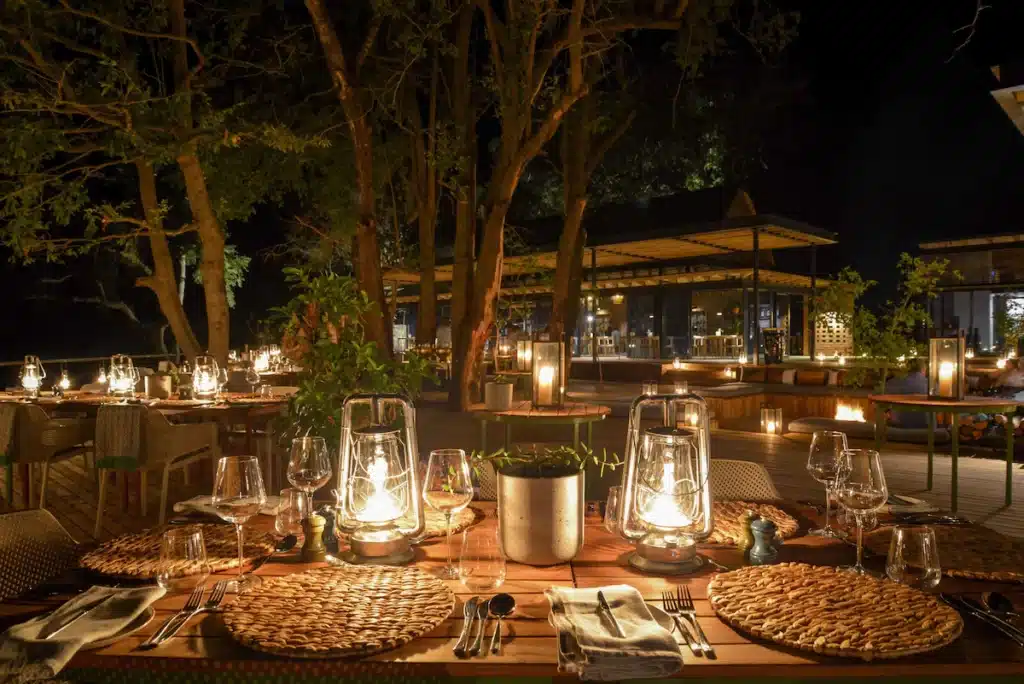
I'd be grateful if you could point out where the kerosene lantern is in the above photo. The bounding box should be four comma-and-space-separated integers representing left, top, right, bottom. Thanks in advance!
928, 332, 966, 401
516, 339, 533, 372
253, 346, 271, 373
108, 354, 136, 397
617, 393, 713, 574
192, 355, 220, 400
531, 338, 565, 409
335, 394, 425, 565
19, 355, 45, 398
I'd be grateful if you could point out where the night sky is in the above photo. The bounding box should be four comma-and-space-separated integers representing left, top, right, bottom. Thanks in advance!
3, 1, 1024, 360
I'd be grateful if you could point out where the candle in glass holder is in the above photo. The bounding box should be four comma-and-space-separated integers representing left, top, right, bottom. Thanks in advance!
537, 366, 555, 405
938, 361, 955, 397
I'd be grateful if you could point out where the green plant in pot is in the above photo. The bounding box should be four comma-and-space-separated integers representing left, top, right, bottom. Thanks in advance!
473, 445, 620, 566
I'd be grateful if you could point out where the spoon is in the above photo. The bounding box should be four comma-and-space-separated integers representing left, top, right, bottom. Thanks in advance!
982, 592, 1020, 619
489, 593, 516, 655
250, 535, 298, 573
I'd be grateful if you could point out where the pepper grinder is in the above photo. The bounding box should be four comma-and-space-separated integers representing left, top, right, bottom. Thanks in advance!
737, 510, 757, 562
748, 518, 779, 566
301, 513, 328, 562
315, 504, 339, 555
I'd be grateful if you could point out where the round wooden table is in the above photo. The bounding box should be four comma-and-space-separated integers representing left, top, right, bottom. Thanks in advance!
870, 393, 1021, 512
470, 401, 611, 453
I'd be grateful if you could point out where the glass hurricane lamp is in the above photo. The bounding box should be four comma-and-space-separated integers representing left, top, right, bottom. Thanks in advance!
927, 334, 966, 401
108, 354, 136, 397
19, 355, 45, 398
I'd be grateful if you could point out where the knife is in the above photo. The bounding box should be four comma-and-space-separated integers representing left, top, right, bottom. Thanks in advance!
39, 594, 117, 640
453, 597, 479, 657
597, 591, 625, 638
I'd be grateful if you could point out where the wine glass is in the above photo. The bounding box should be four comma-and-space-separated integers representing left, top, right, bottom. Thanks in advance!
423, 449, 474, 580
836, 449, 888, 575
244, 364, 261, 395
212, 455, 267, 593
459, 525, 506, 591
287, 437, 332, 521
886, 525, 941, 589
218, 368, 230, 399
806, 430, 850, 537
156, 527, 210, 593
603, 485, 622, 535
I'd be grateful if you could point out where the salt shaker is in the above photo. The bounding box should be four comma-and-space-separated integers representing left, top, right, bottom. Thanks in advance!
316, 504, 339, 555
748, 518, 779, 565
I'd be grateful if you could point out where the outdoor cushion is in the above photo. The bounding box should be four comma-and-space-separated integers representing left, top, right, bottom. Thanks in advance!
796, 369, 828, 386
781, 369, 796, 384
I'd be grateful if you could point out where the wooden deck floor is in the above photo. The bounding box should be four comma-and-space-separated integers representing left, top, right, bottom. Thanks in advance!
3, 407, 1022, 541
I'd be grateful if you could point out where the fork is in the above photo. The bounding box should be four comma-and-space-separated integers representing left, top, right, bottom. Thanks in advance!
150, 581, 229, 647
143, 584, 204, 648
678, 586, 714, 657
662, 590, 701, 656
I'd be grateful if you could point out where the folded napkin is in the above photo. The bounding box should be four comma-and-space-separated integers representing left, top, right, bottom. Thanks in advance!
173, 494, 283, 518
885, 493, 939, 514
0, 585, 165, 681
546, 585, 683, 681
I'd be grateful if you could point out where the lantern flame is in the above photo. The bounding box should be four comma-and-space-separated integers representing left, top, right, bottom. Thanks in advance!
357, 453, 403, 523
640, 454, 694, 529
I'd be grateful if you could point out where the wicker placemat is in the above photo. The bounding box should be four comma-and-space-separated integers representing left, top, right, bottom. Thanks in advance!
401, 506, 480, 540
223, 565, 455, 659
80, 524, 276, 579
707, 501, 800, 545
708, 563, 962, 661
865, 525, 1024, 583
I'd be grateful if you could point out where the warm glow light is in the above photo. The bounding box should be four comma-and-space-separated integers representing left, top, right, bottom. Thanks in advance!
97, 368, 107, 384
838, 355, 846, 366
1010, 350, 1018, 360
815, 353, 825, 363
357, 454, 403, 523
612, 293, 624, 304
715, 328, 723, 336
965, 348, 975, 360
641, 455, 693, 529
937, 361, 955, 397
997, 358, 1007, 370
835, 404, 866, 422
109, 375, 133, 393
723, 367, 735, 379
537, 365, 555, 405
57, 371, 71, 391
254, 351, 270, 373
193, 371, 218, 396
738, 354, 748, 365
21, 373, 40, 392
672, 358, 681, 370
766, 420, 777, 433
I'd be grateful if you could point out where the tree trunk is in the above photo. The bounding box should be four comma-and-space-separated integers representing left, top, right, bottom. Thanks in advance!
416, 205, 437, 345
549, 196, 587, 341
177, 151, 230, 362
305, 0, 391, 357
564, 226, 588, 374
134, 160, 201, 360
414, 48, 439, 345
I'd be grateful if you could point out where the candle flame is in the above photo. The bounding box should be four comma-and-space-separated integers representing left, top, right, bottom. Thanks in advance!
358, 454, 403, 523
641, 454, 693, 529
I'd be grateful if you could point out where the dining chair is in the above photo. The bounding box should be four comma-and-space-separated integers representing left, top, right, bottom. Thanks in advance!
16, 404, 95, 510
93, 406, 220, 538
709, 458, 781, 501
0, 509, 79, 601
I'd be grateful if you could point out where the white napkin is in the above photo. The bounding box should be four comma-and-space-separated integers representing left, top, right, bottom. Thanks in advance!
546, 585, 683, 681
173, 494, 282, 517
0, 585, 165, 681
885, 494, 939, 514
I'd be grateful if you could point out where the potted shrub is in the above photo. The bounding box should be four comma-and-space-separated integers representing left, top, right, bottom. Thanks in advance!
474, 445, 620, 565
484, 374, 514, 411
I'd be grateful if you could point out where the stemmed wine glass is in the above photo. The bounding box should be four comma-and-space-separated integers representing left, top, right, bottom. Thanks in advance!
806, 430, 850, 537
218, 368, 230, 399
423, 449, 474, 580
212, 455, 267, 593
836, 448, 888, 575
244, 364, 261, 396
287, 437, 333, 521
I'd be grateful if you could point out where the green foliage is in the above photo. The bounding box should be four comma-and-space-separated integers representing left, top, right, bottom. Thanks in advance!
272, 267, 433, 450
816, 254, 955, 390
995, 301, 1024, 353
471, 444, 622, 479
182, 243, 250, 308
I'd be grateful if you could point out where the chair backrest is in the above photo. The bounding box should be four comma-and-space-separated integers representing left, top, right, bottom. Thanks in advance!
0, 510, 78, 601
710, 459, 781, 501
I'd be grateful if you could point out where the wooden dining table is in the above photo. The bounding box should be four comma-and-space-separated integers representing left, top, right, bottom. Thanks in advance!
2, 502, 1022, 681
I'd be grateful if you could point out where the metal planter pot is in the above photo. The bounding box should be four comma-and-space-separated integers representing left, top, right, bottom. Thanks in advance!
484, 382, 514, 411
497, 469, 584, 566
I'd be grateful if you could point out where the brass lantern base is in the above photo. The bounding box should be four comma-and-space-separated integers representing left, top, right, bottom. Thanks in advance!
628, 536, 705, 575
337, 533, 414, 566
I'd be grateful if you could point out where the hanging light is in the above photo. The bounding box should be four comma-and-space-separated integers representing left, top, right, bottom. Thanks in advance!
19, 356, 45, 399
617, 393, 713, 574
192, 355, 220, 400
516, 339, 533, 372
928, 333, 966, 401
335, 394, 425, 565
108, 354, 136, 397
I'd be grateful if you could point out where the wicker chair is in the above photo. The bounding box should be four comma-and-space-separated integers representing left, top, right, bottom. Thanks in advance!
709, 459, 781, 501
16, 404, 95, 510
93, 407, 220, 537
0, 509, 78, 601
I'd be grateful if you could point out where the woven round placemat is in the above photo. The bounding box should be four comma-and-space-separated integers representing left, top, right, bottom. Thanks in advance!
401, 506, 480, 540
708, 563, 962, 661
865, 525, 1024, 583
80, 524, 276, 579
706, 501, 800, 545
223, 565, 455, 659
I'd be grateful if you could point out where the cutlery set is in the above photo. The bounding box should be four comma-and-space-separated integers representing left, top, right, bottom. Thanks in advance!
453, 593, 516, 657
662, 587, 715, 658
142, 581, 228, 648
941, 594, 1024, 647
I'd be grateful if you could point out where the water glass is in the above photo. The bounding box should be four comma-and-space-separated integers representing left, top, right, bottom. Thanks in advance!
459, 525, 506, 592
603, 485, 622, 535
275, 487, 307, 537
886, 526, 941, 589
156, 527, 211, 593
259, 384, 274, 399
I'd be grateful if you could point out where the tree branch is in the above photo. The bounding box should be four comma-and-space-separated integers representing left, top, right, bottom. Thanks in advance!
519, 85, 589, 167
357, 16, 382, 73
478, 0, 506, 95
947, 1, 990, 63
585, 108, 636, 177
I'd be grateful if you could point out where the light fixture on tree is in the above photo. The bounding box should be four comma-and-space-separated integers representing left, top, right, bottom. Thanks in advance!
108, 354, 136, 398
516, 339, 533, 372
19, 356, 45, 399
335, 394, 425, 565
928, 333, 966, 401
617, 393, 713, 574
760, 405, 783, 435
192, 355, 220, 400
531, 338, 565, 409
